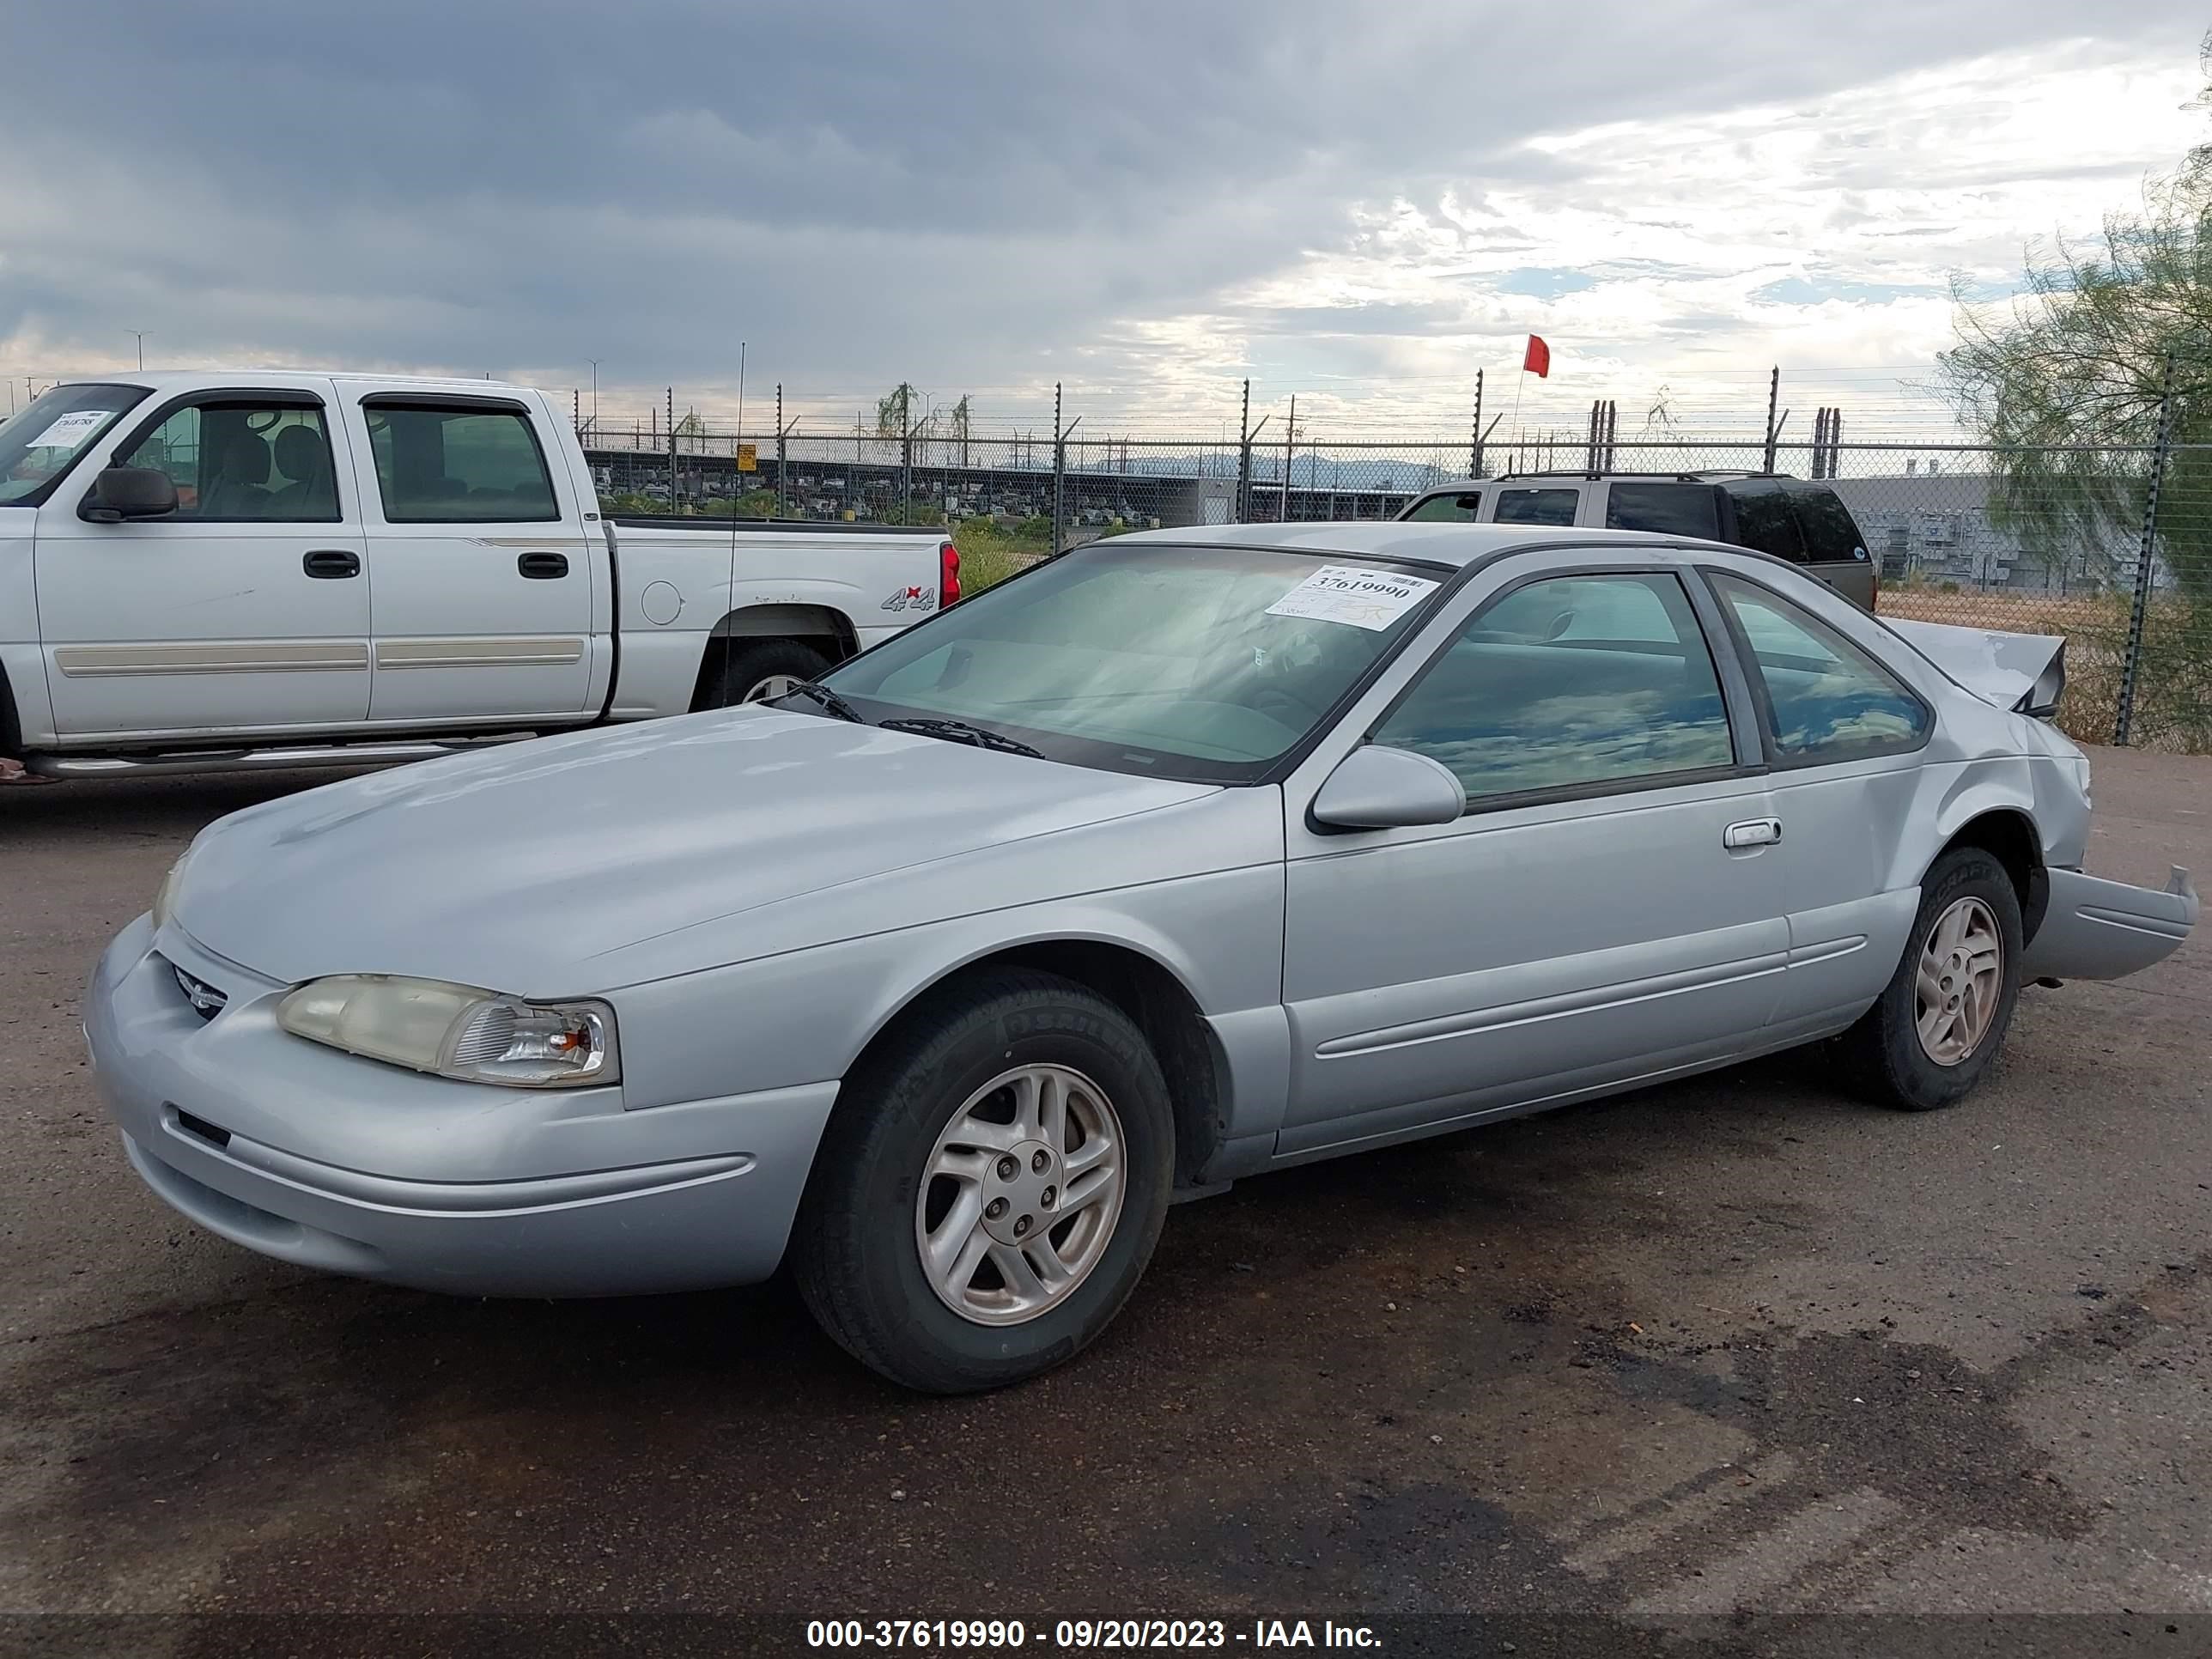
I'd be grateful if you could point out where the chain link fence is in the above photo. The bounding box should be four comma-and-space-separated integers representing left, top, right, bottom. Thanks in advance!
575, 410, 2212, 754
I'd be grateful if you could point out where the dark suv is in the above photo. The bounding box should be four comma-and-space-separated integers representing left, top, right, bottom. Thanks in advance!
1394, 471, 1877, 609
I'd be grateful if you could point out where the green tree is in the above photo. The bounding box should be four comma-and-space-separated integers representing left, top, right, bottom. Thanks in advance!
1939, 33, 2212, 591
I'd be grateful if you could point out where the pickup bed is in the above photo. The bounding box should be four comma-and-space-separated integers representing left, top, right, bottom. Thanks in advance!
0, 371, 955, 777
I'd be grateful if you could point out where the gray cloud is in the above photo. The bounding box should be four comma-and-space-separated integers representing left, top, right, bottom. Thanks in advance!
0, 0, 2203, 422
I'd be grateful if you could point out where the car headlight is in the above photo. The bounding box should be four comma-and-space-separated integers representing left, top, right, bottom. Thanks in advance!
276, 975, 620, 1088
151, 849, 192, 930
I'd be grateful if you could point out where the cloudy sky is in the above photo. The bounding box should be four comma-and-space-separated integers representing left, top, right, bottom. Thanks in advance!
0, 2, 2204, 439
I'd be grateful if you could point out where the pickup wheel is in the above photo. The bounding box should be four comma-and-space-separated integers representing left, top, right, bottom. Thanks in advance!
792, 969, 1175, 1393
1841, 848, 2023, 1111
702, 640, 831, 708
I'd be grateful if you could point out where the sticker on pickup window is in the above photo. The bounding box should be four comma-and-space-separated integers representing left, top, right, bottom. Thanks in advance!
27, 410, 112, 451
1265, 565, 1440, 630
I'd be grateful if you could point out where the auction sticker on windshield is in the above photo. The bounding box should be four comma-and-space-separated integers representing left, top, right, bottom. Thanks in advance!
1266, 565, 1440, 630
27, 410, 113, 451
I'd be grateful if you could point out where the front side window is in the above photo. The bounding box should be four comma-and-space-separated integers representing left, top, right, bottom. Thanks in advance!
1492, 487, 1579, 526
1373, 572, 1735, 805
118, 403, 339, 521
1402, 490, 1483, 523
822, 542, 1447, 782
1605, 482, 1721, 540
365, 404, 558, 523
0, 383, 147, 507
1708, 571, 1927, 762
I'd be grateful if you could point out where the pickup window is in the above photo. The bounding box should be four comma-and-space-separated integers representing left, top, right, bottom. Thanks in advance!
118, 401, 340, 521
364, 403, 559, 523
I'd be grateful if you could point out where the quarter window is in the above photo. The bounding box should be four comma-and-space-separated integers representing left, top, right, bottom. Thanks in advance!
1784, 484, 1869, 564
1708, 572, 1927, 761
1720, 478, 1806, 561
1373, 572, 1735, 805
1492, 487, 1580, 526
118, 402, 339, 522
1402, 490, 1483, 523
364, 404, 558, 523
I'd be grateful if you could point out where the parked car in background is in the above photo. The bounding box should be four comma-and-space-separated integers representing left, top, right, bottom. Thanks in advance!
0, 373, 955, 778
1396, 471, 1877, 609
90, 521, 2192, 1391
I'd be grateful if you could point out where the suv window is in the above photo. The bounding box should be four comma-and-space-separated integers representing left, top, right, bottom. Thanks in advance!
1374, 572, 1735, 805
1784, 483, 1869, 565
364, 404, 558, 523
1492, 487, 1580, 527
1402, 490, 1483, 523
118, 401, 339, 522
1720, 478, 1806, 561
1605, 482, 1721, 540
1708, 572, 1927, 762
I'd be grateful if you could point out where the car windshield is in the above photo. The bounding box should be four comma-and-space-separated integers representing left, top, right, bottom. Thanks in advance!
817, 541, 1450, 782
0, 384, 149, 507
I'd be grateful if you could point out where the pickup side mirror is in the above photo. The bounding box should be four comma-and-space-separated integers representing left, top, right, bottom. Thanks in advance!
1310, 744, 1466, 831
81, 466, 179, 524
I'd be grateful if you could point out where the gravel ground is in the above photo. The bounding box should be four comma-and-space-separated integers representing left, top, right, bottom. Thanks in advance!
2, 748, 2208, 1656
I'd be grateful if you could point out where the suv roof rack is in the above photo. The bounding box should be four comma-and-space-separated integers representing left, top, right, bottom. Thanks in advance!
1486, 468, 1787, 483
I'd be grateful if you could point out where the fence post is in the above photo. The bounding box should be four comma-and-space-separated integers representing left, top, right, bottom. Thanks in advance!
1762, 368, 1780, 473
1237, 378, 1252, 522
775, 384, 787, 519
1470, 370, 1483, 477
2114, 350, 2180, 747
1051, 382, 1066, 556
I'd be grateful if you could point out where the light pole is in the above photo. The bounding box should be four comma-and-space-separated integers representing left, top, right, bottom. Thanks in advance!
129, 331, 147, 369
587, 359, 601, 428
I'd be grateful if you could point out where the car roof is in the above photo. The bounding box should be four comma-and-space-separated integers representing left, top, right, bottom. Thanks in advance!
1408, 471, 1814, 493
52, 368, 541, 397
1109, 520, 1721, 569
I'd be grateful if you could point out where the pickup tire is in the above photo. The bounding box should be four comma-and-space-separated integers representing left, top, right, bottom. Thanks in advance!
793, 969, 1176, 1393
1841, 848, 2022, 1111
702, 640, 830, 708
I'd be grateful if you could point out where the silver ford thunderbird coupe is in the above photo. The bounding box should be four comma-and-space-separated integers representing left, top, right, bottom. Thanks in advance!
88, 522, 2197, 1390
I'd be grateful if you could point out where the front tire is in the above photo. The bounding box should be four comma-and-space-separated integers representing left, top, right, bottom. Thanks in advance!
793, 970, 1176, 1393
1843, 847, 2023, 1111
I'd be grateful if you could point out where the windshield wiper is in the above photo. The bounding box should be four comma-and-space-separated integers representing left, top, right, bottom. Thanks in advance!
777, 681, 865, 723
878, 716, 1046, 759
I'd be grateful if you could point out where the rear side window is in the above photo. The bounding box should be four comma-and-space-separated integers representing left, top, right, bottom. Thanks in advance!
1721, 479, 1806, 561
1492, 488, 1579, 526
1402, 490, 1483, 523
1785, 484, 1869, 565
1708, 572, 1927, 763
364, 404, 558, 523
1604, 482, 1721, 540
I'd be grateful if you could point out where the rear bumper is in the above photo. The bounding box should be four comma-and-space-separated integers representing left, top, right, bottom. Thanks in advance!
88, 915, 840, 1297
2022, 866, 2199, 982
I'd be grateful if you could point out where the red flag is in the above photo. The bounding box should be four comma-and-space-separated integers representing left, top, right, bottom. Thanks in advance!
1522, 334, 1551, 378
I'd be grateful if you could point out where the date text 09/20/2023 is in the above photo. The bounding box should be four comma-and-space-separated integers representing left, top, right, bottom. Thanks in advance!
804, 1619, 1383, 1650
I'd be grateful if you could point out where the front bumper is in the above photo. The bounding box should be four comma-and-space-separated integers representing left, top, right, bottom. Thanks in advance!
87, 915, 840, 1297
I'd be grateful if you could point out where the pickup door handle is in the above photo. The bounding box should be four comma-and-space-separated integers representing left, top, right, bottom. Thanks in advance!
517, 551, 569, 580
302, 550, 360, 580
1723, 817, 1783, 849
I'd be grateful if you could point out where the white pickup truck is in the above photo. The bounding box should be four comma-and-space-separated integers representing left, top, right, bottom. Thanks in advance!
0, 371, 956, 777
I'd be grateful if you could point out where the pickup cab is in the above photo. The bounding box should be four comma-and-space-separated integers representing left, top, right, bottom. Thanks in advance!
0, 371, 957, 777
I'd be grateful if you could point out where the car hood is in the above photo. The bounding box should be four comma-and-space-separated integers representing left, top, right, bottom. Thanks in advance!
171, 709, 1216, 992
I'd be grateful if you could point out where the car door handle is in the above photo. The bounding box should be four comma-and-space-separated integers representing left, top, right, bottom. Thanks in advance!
517, 551, 569, 580
302, 550, 360, 580
1723, 817, 1783, 849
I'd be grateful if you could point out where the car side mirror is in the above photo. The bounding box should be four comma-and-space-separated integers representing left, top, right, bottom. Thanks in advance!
81, 466, 179, 524
1310, 744, 1465, 831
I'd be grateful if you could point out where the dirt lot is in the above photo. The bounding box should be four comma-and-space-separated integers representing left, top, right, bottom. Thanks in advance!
3, 751, 2209, 1656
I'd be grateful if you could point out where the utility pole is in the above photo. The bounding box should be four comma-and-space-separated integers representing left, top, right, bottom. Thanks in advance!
587, 360, 600, 428
129, 331, 146, 370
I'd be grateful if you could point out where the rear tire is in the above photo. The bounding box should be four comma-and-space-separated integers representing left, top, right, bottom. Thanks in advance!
792, 969, 1175, 1393
1842, 847, 2022, 1111
702, 639, 830, 709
